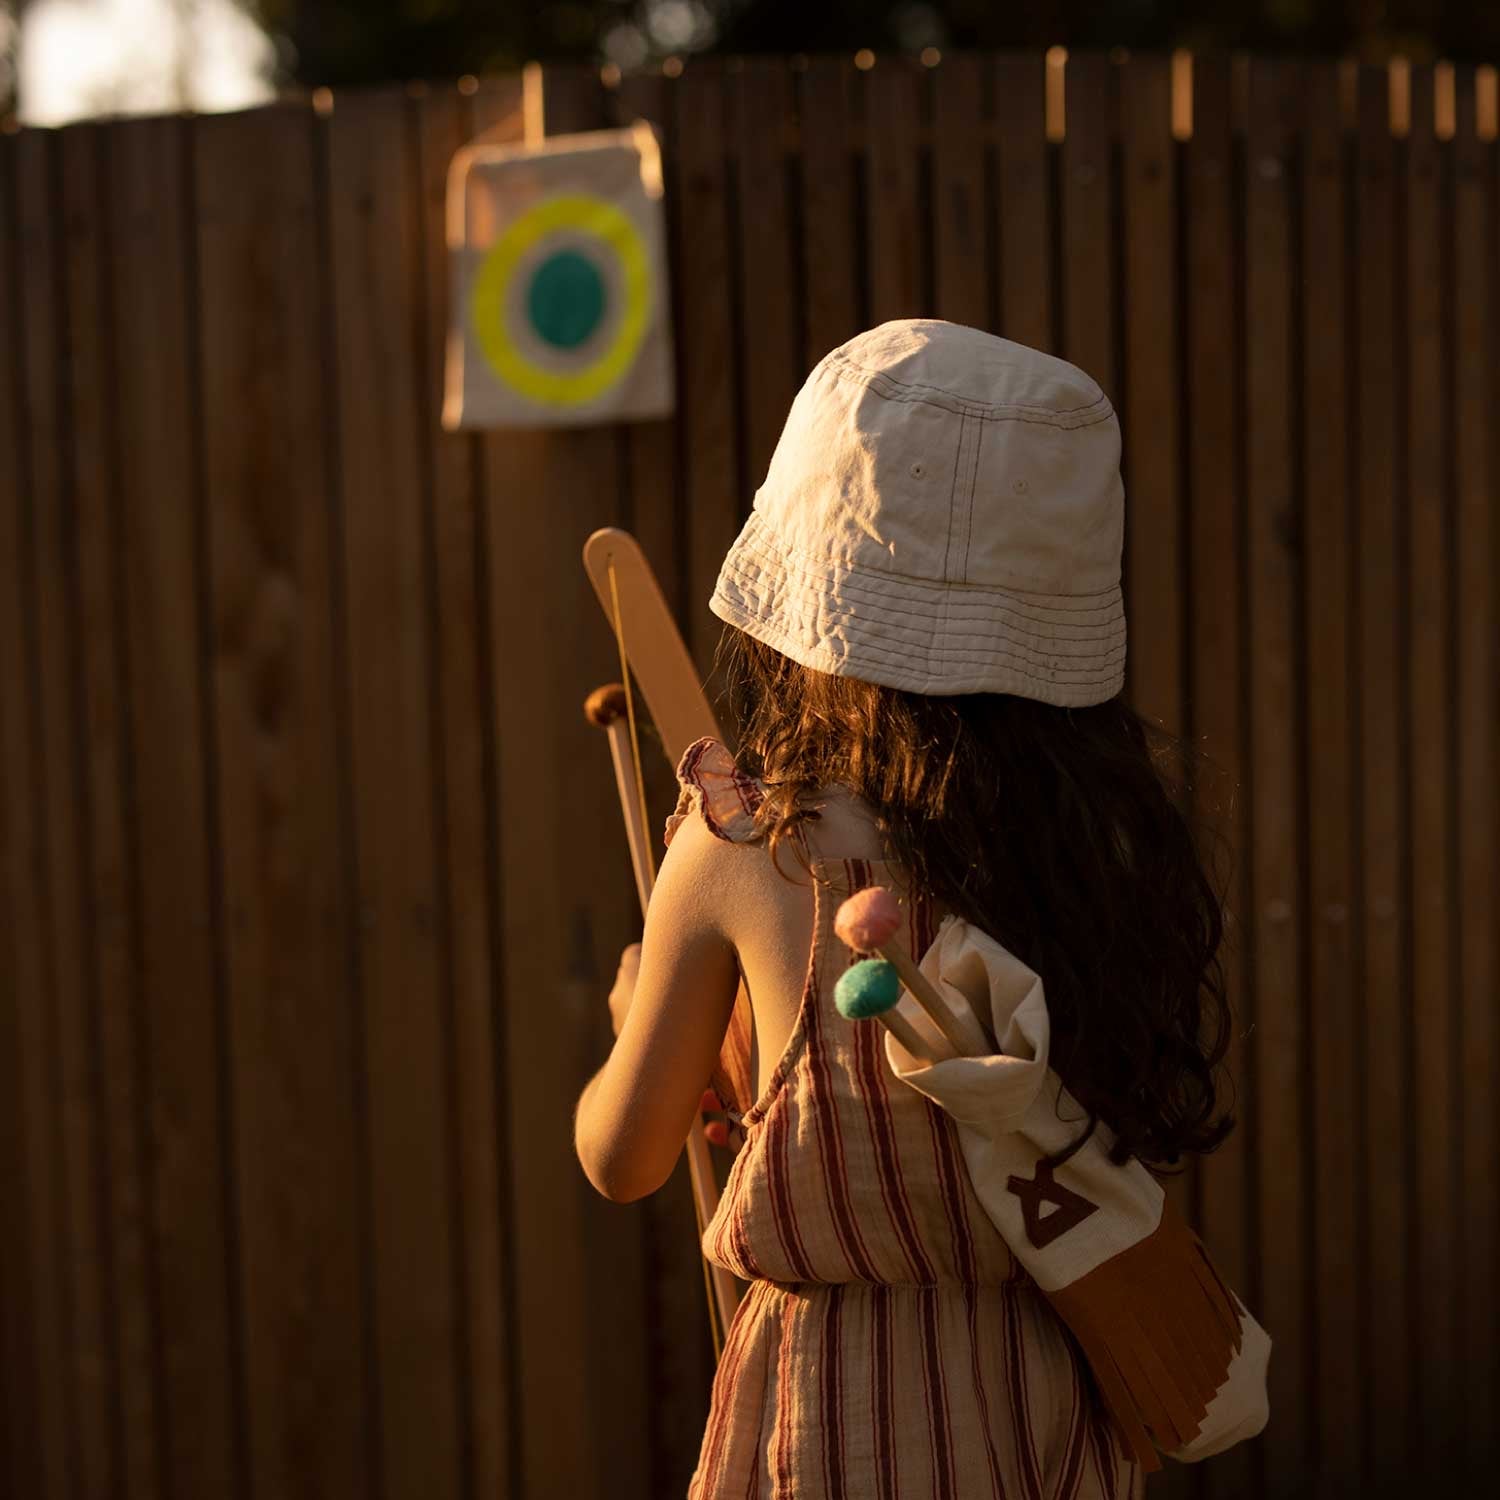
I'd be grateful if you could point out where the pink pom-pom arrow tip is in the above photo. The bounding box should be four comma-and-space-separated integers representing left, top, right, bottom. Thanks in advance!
835, 886, 902, 954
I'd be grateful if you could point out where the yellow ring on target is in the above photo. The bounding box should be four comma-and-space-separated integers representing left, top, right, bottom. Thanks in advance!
470, 193, 653, 407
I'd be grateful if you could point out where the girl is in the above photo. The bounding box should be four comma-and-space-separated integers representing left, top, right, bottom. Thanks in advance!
574, 320, 1240, 1498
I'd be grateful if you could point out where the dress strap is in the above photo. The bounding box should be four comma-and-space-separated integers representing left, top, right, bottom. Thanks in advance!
664, 736, 767, 848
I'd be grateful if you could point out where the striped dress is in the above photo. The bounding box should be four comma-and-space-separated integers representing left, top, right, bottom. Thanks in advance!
670, 740, 1143, 1500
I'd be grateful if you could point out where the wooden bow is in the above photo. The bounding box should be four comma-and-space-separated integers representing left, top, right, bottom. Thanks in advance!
581, 528, 745, 1358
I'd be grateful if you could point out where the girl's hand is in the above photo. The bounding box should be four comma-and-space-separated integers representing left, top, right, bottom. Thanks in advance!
700, 1089, 747, 1155
608, 942, 642, 1037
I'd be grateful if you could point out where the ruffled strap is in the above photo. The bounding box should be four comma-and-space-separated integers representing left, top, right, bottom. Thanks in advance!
663, 736, 766, 848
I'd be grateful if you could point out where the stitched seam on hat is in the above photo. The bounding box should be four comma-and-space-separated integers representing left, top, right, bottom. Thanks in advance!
723, 541, 1126, 631
712, 592, 1126, 682
942, 411, 965, 584
711, 593, 1126, 681
721, 573, 1127, 640
723, 579, 1127, 646
733, 513, 1123, 611
714, 568, 1127, 663
727, 609, 1128, 671
934, 580, 946, 684
737, 512, 1122, 603
961, 418, 983, 584
824, 350, 1111, 414
714, 579, 1128, 663
841, 373, 1115, 428
709, 604, 1125, 704
823, 352, 1115, 427
721, 561, 1127, 634
712, 578, 1127, 669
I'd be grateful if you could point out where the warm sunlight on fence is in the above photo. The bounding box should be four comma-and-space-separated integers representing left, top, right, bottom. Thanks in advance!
1, 50, 1496, 1500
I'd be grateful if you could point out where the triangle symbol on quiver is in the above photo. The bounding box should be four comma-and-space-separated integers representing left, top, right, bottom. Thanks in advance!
1005, 1158, 1100, 1250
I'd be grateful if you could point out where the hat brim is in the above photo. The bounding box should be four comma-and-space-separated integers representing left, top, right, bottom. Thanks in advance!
710, 512, 1126, 706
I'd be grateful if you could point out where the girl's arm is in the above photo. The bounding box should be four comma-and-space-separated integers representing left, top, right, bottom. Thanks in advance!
574, 806, 740, 1203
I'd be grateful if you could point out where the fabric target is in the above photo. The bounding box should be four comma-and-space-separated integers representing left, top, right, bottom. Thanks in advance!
444, 120, 674, 430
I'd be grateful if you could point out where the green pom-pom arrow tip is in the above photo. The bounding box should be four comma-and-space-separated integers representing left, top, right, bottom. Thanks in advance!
833, 959, 936, 1061
834, 959, 902, 1019
832, 889, 994, 1058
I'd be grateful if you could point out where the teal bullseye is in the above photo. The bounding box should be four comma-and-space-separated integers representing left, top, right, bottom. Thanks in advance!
526, 248, 607, 349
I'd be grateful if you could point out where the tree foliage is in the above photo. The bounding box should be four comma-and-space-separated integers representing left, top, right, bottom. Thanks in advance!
242, 0, 1500, 90
1, 1, 17, 117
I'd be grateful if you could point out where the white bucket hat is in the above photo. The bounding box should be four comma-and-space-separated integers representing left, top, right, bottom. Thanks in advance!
709, 318, 1126, 706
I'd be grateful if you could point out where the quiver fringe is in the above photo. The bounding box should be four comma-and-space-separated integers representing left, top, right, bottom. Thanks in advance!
1045, 1199, 1247, 1468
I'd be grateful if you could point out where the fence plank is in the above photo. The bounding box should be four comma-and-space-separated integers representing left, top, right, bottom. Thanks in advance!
613, 70, 689, 632
730, 57, 799, 499
194, 103, 372, 1500
534, 70, 653, 1500
58, 118, 162, 1500
472, 67, 648, 1500
1059, 53, 1118, 400
414, 77, 515, 1500
108, 112, 244, 1500
614, 67, 720, 1499
1120, 53, 1184, 733
1184, 51, 1254, 1500
611, 64, 693, 705
1299, 61, 1361, 1498
1451, 66, 1499, 1481
0, 231, 43, 1481
1353, 62, 1413, 1486
993, 52, 1053, 351
14, 123, 118, 1500
863, 58, 926, 323
1400, 64, 1460, 1482
1119, 64, 1196, 1383
673, 61, 740, 679
931, 52, 989, 329
0, 703, 44, 1500
325, 86, 465, 1500
0, 125, 71, 1500
798, 56, 863, 358
1243, 56, 1309, 1496
467, 69, 596, 1500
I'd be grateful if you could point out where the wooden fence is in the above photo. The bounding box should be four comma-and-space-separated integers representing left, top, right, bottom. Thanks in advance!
0, 49, 1496, 1500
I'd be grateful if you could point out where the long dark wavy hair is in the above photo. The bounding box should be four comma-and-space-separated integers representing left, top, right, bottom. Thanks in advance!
715, 624, 1237, 1173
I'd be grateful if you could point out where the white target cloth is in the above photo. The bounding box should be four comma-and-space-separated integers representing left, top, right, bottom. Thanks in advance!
443, 120, 674, 430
